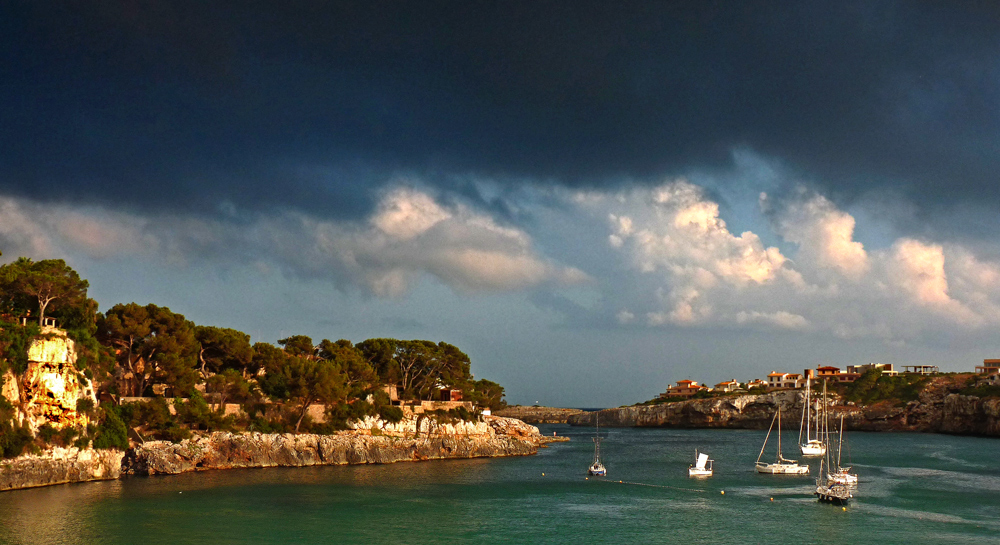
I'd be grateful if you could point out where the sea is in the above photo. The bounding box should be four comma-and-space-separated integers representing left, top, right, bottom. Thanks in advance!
1, 424, 999, 544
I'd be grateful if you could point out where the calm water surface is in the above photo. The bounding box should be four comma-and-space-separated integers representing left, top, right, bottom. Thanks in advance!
1, 425, 998, 544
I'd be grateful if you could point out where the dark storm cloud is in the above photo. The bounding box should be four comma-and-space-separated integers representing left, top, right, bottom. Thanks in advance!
1, 1, 998, 217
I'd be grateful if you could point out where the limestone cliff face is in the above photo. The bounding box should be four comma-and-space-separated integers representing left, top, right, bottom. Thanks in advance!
18, 327, 97, 433
568, 391, 804, 429
0, 447, 124, 491
122, 416, 543, 476
1, 370, 18, 408
567, 386, 1000, 437
348, 414, 493, 437
495, 406, 587, 424
0, 416, 543, 492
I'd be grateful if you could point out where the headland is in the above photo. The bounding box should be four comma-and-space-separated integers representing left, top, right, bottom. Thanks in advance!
566, 374, 1000, 437
1, 415, 548, 491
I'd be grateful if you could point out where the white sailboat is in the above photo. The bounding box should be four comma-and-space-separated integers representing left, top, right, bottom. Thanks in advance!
756, 407, 810, 475
815, 380, 853, 504
688, 450, 713, 477
815, 459, 852, 504
798, 378, 826, 457
588, 413, 607, 476
828, 414, 858, 487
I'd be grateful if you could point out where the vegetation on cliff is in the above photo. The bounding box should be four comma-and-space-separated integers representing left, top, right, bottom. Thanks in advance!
842, 368, 930, 405
632, 370, 993, 420
0, 255, 510, 458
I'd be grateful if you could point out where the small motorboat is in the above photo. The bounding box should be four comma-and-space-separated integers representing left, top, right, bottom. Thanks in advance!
688, 449, 713, 477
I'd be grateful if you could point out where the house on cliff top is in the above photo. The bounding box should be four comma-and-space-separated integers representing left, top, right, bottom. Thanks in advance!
714, 379, 740, 392
976, 360, 1000, 375
660, 380, 707, 399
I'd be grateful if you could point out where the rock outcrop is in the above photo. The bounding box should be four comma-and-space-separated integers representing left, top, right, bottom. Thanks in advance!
568, 390, 803, 429
495, 406, 587, 423
348, 413, 493, 437
0, 416, 545, 491
17, 327, 96, 433
122, 416, 543, 476
567, 379, 1000, 437
0, 447, 125, 491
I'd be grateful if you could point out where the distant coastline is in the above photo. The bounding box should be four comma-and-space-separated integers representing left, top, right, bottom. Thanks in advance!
562, 381, 1000, 438
495, 406, 588, 424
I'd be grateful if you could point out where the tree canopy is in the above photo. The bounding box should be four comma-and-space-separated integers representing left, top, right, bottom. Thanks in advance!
0, 253, 509, 448
195, 325, 253, 377
97, 303, 200, 397
316, 339, 377, 397
0, 258, 90, 326
357, 338, 474, 400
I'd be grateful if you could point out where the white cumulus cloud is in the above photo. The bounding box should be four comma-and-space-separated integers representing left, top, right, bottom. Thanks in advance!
766, 190, 869, 278
0, 188, 585, 298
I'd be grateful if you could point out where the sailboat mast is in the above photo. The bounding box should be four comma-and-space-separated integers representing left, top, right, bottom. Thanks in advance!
777, 407, 782, 460
593, 413, 601, 461
822, 379, 830, 476
837, 414, 844, 469
806, 378, 812, 442
757, 411, 776, 464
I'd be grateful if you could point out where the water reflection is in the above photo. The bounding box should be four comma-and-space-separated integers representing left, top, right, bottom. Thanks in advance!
0, 479, 124, 544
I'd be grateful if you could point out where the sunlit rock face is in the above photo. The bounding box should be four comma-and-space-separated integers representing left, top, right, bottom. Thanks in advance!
20, 327, 96, 433
1, 369, 18, 407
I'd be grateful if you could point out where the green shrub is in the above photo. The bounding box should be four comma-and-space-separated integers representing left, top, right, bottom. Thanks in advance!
0, 320, 40, 374
378, 405, 404, 423
59, 426, 78, 446
0, 420, 32, 458
246, 415, 283, 434
959, 384, 1000, 398
37, 423, 58, 443
845, 369, 929, 404
126, 398, 173, 431
76, 398, 95, 416
174, 391, 231, 431
93, 405, 129, 450
160, 425, 191, 443
450, 406, 474, 422
124, 398, 192, 442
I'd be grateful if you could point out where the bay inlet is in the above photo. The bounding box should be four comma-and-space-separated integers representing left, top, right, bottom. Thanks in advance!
1, 425, 997, 544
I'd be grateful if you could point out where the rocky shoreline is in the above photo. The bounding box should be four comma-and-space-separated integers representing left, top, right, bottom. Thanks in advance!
567, 381, 1000, 438
495, 406, 587, 423
1, 416, 547, 492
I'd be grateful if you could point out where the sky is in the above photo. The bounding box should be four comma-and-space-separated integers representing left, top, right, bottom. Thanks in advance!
1, 2, 999, 407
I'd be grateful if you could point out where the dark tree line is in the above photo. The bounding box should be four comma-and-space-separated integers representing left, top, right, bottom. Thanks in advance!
0, 256, 508, 451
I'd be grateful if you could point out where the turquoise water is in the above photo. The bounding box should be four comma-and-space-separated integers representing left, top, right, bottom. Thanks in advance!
2, 425, 999, 544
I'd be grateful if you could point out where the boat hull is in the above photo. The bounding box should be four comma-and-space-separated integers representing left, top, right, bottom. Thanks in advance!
815, 484, 852, 505
756, 462, 809, 475
828, 471, 859, 487
688, 468, 713, 477
799, 442, 826, 457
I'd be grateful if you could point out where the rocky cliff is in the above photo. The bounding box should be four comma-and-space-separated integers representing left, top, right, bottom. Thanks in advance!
122, 416, 542, 476
14, 327, 97, 433
0, 447, 124, 491
495, 406, 587, 423
567, 379, 1000, 437
568, 390, 802, 429
0, 416, 544, 490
